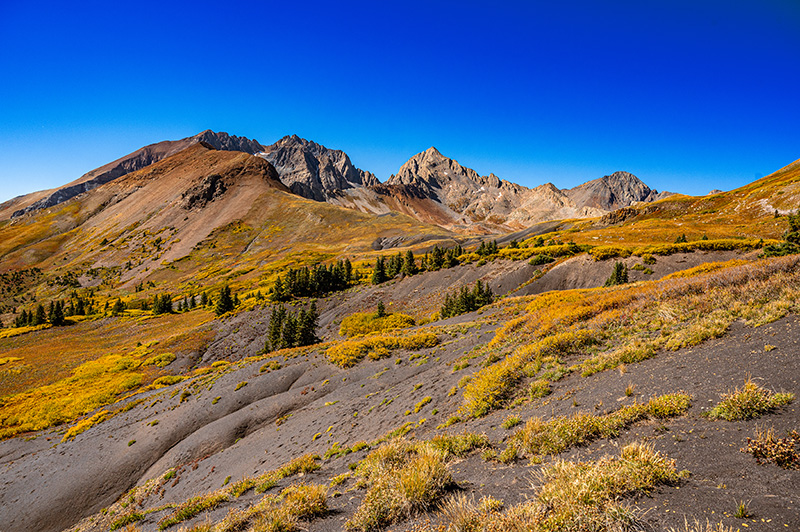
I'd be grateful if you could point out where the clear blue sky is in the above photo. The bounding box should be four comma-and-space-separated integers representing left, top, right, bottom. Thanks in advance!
1, 0, 798, 203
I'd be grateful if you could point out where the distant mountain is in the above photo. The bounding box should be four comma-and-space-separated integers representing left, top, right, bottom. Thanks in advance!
565, 171, 667, 211
6, 130, 265, 219
258, 135, 378, 202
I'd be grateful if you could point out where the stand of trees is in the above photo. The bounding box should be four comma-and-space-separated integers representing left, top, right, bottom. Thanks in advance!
764, 210, 800, 257
372, 245, 465, 285
440, 280, 494, 319
604, 262, 629, 286
272, 260, 354, 301
265, 302, 319, 352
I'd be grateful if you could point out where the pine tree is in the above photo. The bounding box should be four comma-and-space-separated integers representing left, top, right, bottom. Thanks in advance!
372, 257, 388, 284
267, 305, 287, 352
281, 313, 298, 349
344, 259, 353, 283
52, 301, 66, 326
111, 298, 126, 316
215, 285, 234, 316
604, 262, 629, 287
403, 250, 418, 276
298, 301, 319, 346
376, 301, 387, 318
33, 304, 46, 325
201, 292, 209, 306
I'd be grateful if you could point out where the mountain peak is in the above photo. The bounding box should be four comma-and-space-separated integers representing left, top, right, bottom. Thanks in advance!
424, 146, 442, 156
565, 170, 659, 211
259, 136, 377, 201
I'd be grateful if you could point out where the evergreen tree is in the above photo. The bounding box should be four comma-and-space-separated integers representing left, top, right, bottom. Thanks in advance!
675, 233, 688, 243
403, 250, 418, 276
440, 280, 494, 319
372, 257, 388, 284
298, 301, 318, 346
344, 259, 353, 283
153, 294, 173, 314
51, 301, 66, 326
281, 313, 298, 349
33, 304, 46, 325
604, 262, 629, 287
376, 301, 387, 318
111, 298, 126, 316
215, 285, 235, 316
201, 292, 209, 306
267, 305, 287, 351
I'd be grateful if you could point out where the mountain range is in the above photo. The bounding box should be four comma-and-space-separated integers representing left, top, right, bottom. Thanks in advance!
1, 130, 667, 231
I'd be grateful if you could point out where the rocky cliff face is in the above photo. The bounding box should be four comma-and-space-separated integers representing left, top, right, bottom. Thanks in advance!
258, 135, 378, 202
10, 131, 265, 218
565, 171, 662, 211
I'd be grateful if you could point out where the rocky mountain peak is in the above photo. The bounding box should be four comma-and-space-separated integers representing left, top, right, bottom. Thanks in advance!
565, 170, 660, 211
192, 130, 264, 154
258, 135, 378, 202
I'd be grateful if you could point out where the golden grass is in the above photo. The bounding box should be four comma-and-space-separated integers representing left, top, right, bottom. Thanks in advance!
504, 393, 691, 460
462, 255, 800, 417
706, 377, 794, 421
426, 443, 681, 532
0, 352, 146, 439
589, 238, 774, 260
327, 332, 439, 368
339, 311, 416, 337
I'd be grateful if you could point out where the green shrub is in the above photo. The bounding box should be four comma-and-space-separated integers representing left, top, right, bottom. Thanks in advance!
528, 254, 554, 266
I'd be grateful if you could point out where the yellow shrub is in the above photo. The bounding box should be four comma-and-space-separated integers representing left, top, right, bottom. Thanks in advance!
662, 259, 749, 280
0, 354, 144, 439
153, 375, 187, 387
327, 333, 439, 368
589, 245, 633, 261
62, 410, 110, 442
339, 312, 415, 337
462, 330, 596, 417
143, 352, 176, 367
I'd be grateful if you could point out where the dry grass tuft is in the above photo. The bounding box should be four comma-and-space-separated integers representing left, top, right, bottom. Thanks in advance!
504, 393, 691, 460
346, 434, 487, 531
706, 377, 794, 421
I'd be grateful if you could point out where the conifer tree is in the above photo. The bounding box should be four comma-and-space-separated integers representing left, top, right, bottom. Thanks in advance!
403, 250, 418, 276
33, 304, 46, 325
52, 301, 66, 325
604, 262, 629, 286
267, 305, 287, 351
376, 301, 387, 318
281, 313, 298, 349
372, 257, 388, 284
111, 298, 126, 316
215, 285, 235, 316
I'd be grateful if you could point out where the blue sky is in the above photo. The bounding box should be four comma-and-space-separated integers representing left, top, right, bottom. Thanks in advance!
1, 0, 798, 203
